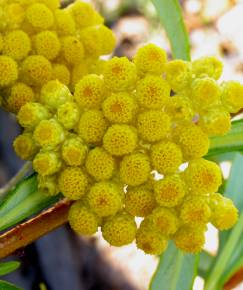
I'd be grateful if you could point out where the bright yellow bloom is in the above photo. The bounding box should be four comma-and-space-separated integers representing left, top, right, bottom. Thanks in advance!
137, 110, 171, 142
71, 61, 90, 88
26, 3, 54, 30
52, 63, 70, 86
103, 57, 137, 92
192, 56, 223, 80
0, 55, 18, 86
33, 150, 62, 176
57, 101, 80, 130
151, 141, 183, 175
78, 110, 108, 144
154, 174, 186, 207
58, 167, 88, 200
3, 30, 31, 60
103, 124, 137, 156
62, 136, 87, 166
62, 36, 84, 64
125, 185, 155, 217
102, 92, 137, 124
133, 43, 167, 76
102, 213, 137, 246
85, 147, 115, 181
120, 153, 151, 186
4, 3, 25, 29
69, 201, 100, 235
136, 75, 170, 109
13, 132, 38, 160
87, 181, 122, 217
221, 81, 243, 113
55, 9, 75, 35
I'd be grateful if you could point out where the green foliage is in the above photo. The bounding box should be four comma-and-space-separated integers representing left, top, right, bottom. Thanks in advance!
0, 261, 20, 276
151, 0, 190, 60
0, 280, 22, 290
0, 174, 61, 231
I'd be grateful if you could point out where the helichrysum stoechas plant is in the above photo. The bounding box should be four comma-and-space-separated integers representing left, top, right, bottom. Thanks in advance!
0, 0, 115, 113
11, 39, 241, 254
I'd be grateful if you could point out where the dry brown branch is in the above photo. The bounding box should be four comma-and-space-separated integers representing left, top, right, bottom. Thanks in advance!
223, 267, 243, 290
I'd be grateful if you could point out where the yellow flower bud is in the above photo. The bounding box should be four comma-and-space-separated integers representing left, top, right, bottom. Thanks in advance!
5, 3, 25, 29
221, 81, 243, 113
184, 159, 222, 195
87, 181, 122, 217
69, 201, 100, 235
62, 36, 84, 64
102, 213, 137, 246
78, 110, 108, 144
192, 56, 223, 80
62, 136, 87, 166
37, 174, 59, 196
58, 167, 88, 200
52, 63, 70, 86
57, 101, 80, 130
154, 174, 186, 207
0, 55, 18, 87
137, 110, 171, 142
33, 151, 62, 176
26, 3, 54, 30
55, 9, 75, 35
103, 124, 137, 156
71, 61, 90, 88
85, 147, 115, 181
13, 132, 38, 160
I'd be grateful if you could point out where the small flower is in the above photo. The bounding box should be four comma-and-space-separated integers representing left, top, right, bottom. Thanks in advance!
33, 151, 62, 176
26, 3, 54, 30
192, 56, 223, 80
62, 36, 84, 64
62, 136, 87, 166
0, 55, 18, 87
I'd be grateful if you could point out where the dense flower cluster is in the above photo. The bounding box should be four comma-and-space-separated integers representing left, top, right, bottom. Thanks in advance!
0, 0, 115, 113
12, 41, 240, 255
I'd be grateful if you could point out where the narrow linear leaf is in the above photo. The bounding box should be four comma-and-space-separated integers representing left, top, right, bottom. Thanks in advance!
151, 0, 190, 60
149, 242, 198, 290
0, 280, 22, 290
0, 174, 61, 232
0, 261, 20, 276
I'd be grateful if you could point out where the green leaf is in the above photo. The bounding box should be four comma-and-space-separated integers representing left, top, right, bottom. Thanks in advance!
207, 120, 243, 157
0, 261, 20, 276
0, 280, 22, 290
151, 0, 190, 60
0, 174, 61, 231
198, 251, 214, 278
149, 242, 198, 290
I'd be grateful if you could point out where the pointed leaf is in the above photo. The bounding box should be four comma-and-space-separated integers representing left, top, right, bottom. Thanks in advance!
0, 262, 20, 276
0, 280, 22, 290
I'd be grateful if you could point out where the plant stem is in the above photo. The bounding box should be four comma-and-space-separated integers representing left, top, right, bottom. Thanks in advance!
223, 267, 243, 290
0, 199, 72, 259
0, 162, 32, 198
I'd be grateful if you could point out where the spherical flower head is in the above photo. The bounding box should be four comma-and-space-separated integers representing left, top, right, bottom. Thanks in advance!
164, 95, 194, 122
102, 92, 137, 124
136, 75, 170, 110
62, 36, 84, 65
164, 60, 192, 92
71, 61, 90, 88
154, 174, 186, 207
85, 147, 115, 181
55, 9, 76, 35
119, 153, 151, 186
133, 43, 167, 76
58, 167, 88, 200
184, 159, 222, 195
22, 55, 52, 86
172, 122, 209, 160
26, 3, 54, 30
180, 196, 211, 225
40, 80, 72, 111
62, 136, 87, 166
136, 219, 168, 255
13, 132, 38, 160
97, 25, 116, 55
137, 110, 171, 142
17, 102, 49, 129
6, 82, 35, 114
0, 56, 18, 87
199, 107, 231, 137
221, 81, 243, 113
192, 56, 223, 80
103, 124, 138, 156
68, 201, 100, 235
103, 57, 137, 92
150, 207, 179, 236
33, 119, 65, 149
125, 185, 155, 217
34, 31, 60, 60
4, 3, 25, 29
53, 63, 70, 86
3, 30, 31, 61
78, 110, 108, 144
33, 151, 62, 176
173, 225, 205, 253
37, 174, 59, 196
69, 1, 102, 28
87, 181, 122, 217
151, 141, 183, 175
57, 101, 80, 130
74, 74, 104, 109
102, 213, 137, 246
210, 193, 238, 230
191, 77, 221, 111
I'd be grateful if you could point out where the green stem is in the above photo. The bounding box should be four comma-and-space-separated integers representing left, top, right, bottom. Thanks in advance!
171, 251, 184, 290
204, 212, 243, 290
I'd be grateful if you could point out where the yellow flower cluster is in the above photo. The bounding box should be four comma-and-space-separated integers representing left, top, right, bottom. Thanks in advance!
0, 0, 115, 113
12, 40, 240, 255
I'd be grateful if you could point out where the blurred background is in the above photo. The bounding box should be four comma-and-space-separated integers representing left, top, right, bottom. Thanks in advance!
1, 0, 243, 289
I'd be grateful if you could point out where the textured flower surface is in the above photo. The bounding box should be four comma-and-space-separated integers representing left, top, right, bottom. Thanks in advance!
1, 0, 240, 255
